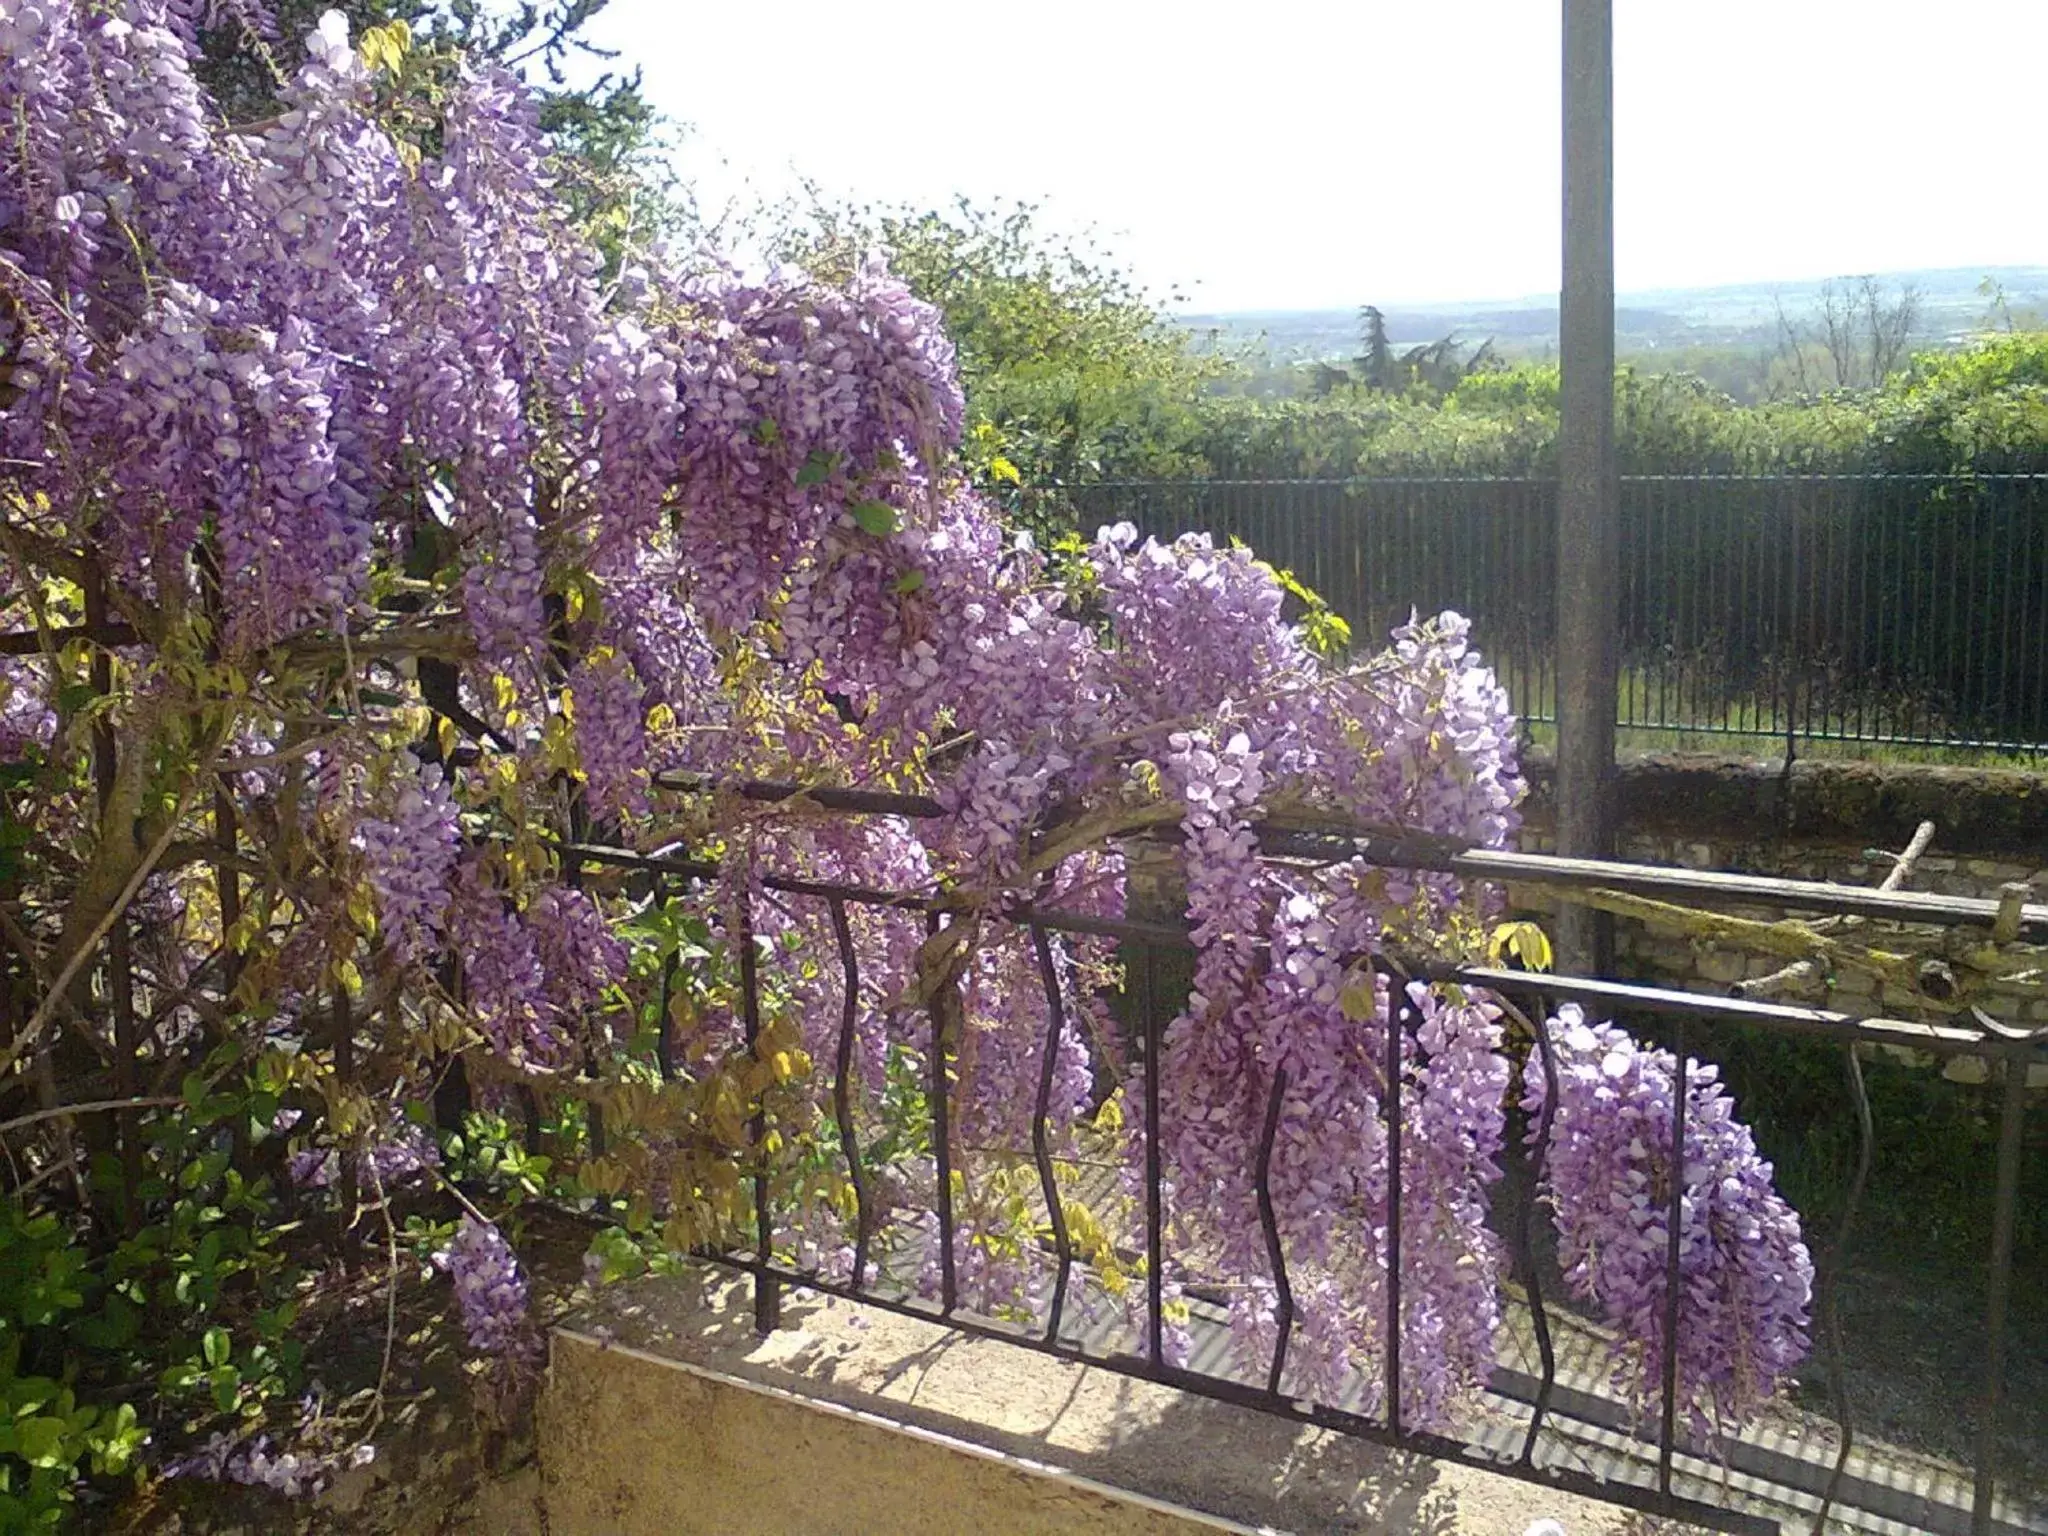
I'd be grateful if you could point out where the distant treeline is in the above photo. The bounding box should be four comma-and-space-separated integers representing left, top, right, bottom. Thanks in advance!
786, 202, 2048, 496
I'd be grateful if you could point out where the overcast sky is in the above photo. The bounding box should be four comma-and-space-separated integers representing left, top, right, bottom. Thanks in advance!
576, 1, 2048, 312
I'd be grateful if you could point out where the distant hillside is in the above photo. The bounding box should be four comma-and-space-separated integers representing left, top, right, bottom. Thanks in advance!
1178, 266, 2048, 367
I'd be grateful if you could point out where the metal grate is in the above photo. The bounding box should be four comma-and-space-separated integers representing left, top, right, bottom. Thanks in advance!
1049, 475, 2048, 755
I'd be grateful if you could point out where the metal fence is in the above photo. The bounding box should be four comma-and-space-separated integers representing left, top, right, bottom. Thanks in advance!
569, 798, 2048, 1536
1054, 476, 2048, 755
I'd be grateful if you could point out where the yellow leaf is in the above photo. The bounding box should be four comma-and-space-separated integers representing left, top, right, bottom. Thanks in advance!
1488, 920, 1553, 973
492, 674, 517, 712
1093, 1089, 1125, 1135
988, 455, 1022, 485
1339, 972, 1378, 1022
437, 716, 457, 759
345, 883, 379, 935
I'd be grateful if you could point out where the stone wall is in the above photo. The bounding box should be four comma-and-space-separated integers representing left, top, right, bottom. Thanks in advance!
1516, 751, 2048, 1036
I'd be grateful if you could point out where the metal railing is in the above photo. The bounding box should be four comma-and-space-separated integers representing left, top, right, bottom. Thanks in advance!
569, 798, 2048, 1536
1050, 476, 2048, 754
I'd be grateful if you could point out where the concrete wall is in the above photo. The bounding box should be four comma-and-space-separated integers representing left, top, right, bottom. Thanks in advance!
540, 1269, 1688, 1536
539, 1329, 1255, 1536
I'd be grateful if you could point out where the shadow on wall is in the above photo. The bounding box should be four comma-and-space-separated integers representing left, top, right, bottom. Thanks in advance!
552, 1266, 1688, 1536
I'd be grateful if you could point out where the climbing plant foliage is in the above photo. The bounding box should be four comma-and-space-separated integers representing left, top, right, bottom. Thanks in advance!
0, 3, 1811, 1516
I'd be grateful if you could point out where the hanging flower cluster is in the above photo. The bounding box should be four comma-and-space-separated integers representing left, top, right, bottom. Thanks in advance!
1526, 1007, 1815, 1433
434, 1216, 536, 1360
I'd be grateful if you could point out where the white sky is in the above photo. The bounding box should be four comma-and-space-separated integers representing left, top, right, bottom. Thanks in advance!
577, 1, 2048, 312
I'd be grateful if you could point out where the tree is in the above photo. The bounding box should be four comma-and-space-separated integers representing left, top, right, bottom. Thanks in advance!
781, 199, 1230, 494
1762, 276, 1922, 395
1357, 304, 1396, 390
1305, 309, 1499, 400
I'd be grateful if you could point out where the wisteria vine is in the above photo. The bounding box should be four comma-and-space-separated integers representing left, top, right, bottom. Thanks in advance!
0, 0, 1810, 1495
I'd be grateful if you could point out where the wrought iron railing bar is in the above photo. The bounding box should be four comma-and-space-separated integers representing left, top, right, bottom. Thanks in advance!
827, 897, 874, 1293
1251, 833, 2048, 939
564, 842, 608, 1160
654, 877, 678, 1083
1439, 965, 2044, 1062
563, 840, 1197, 947
2007, 481, 2039, 745
1254, 1067, 1294, 1396
1386, 979, 1411, 1436
1139, 941, 1166, 1370
2034, 489, 2048, 756
736, 897, 780, 1333
1060, 472, 2048, 486
1971, 1056, 2032, 1536
1028, 923, 1077, 1345
1659, 1016, 1688, 1497
1811, 1044, 1875, 1534
1945, 485, 1965, 748
926, 910, 958, 1315
572, 824, 2048, 940
1650, 477, 1668, 728
1496, 990, 1562, 1467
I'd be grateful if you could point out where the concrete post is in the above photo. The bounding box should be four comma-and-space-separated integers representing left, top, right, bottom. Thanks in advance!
1556, 0, 1618, 973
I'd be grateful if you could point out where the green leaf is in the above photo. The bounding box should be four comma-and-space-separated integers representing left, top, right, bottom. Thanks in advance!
795, 450, 839, 488
209, 1363, 240, 1413
891, 570, 926, 595
71, 1295, 139, 1350
849, 501, 899, 537
16, 1416, 67, 1470
5, 1378, 56, 1416
202, 1326, 231, 1368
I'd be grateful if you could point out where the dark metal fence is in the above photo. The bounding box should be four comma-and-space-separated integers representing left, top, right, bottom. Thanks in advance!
1052, 476, 2048, 754
572, 801, 2048, 1536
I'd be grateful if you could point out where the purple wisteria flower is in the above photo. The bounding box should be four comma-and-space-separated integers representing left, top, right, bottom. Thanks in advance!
1526, 1006, 1814, 1435
356, 763, 463, 967
434, 1216, 536, 1359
